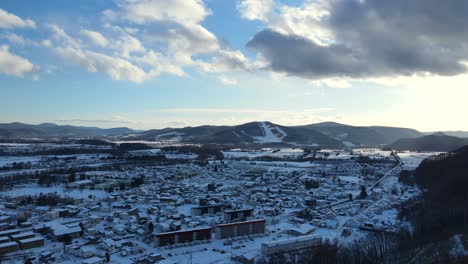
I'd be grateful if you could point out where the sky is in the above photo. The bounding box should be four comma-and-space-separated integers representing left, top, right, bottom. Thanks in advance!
1, 0, 468, 131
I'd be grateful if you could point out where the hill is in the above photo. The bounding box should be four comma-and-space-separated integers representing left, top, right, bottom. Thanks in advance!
299, 122, 422, 146
387, 133, 468, 151
0, 122, 138, 139
139, 121, 345, 147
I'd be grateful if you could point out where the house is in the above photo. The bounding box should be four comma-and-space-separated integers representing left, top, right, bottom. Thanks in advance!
51, 224, 82, 242
82, 256, 106, 264
283, 223, 316, 237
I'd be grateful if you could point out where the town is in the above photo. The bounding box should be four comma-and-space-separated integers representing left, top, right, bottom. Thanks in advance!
0, 141, 436, 263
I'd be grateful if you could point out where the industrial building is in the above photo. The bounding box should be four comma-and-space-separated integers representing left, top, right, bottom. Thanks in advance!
156, 227, 213, 247
261, 235, 322, 256
191, 204, 225, 216
215, 219, 265, 239
224, 208, 254, 222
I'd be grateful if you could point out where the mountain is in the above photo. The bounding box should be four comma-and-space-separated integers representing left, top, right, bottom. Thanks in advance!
139, 121, 420, 147
139, 121, 344, 147
299, 122, 422, 146
1, 121, 442, 148
387, 132, 468, 151
0, 122, 138, 139
424, 131, 468, 138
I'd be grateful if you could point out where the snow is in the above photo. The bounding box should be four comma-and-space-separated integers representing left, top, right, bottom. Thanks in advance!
398, 151, 441, 169
338, 176, 361, 183
274, 126, 288, 139
450, 234, 468, 258
2, 185, 108, 200
223, 148, 304, 159
253, 122, 284, 143
337, 133, 348, 139
0, 156, 42, 167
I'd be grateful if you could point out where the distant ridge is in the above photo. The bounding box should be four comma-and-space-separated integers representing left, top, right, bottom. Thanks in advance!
2, 121, 467, 149
138, 121, 422, 147
0, 122, 137, 139
387, 133, 468, 152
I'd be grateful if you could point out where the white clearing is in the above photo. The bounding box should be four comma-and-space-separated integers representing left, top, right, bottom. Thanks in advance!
253, 122, 285, 143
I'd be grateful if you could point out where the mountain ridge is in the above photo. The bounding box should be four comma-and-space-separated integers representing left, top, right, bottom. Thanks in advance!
387, 132, 468, 152
1, 121, 466, 150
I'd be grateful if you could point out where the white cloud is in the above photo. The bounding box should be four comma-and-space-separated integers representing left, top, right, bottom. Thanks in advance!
166, 24, 219, 58
49, 25, 189, 82
114, 34, 145, 58
41, 39, 52, 47
311, 78, 352, 89
105, 0, 210, 26
49, 24, 80, 48
133, 50, 186, 77
269, 0, 333, 46
198, 50, 250, 73
106, 0, 252, 78
0, 32, 26, 45
80, 29, 108, 48
56, 46, 149, 83
237, 0, 275, 22
218, 75, 238, 86
0, 45, 37, 77
0, 8, 36, 29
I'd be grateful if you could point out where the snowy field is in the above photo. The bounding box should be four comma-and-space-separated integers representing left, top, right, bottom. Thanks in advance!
1, 185, 108, 200
223, 148, 304, 159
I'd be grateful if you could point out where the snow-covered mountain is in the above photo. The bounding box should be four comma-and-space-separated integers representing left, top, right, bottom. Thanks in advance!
139, 121, 422, 147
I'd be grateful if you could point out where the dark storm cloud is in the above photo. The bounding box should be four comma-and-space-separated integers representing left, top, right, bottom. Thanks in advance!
247, 0, 468, 78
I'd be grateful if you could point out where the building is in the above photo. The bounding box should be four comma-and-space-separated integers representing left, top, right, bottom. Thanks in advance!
191, 204, 224, 216
0, 241, 19, 255
10, 232, 35, 242
215, 219, 266, 239
51, 225, 82, 242
224, 208, 254, 222
261, 235, 322, 256
156, 227, 213, 247
0, 229, 19, 238
82, 256, 106, 264
18, 237, 44, 250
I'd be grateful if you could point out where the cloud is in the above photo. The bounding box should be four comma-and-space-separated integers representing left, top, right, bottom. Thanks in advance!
0, 32, 26, 45
0, 8, 36, 29
157, 108, 334, 114
80, 29, 108, 48
247, 0, 468, 79
105, 0, 210, 26
49, 24, 80, 48
218, 75, 238, 86
198, 50, 250, 73
49, 24, 188, 82
106, 0, 252, 76
132, 50, 186, 77
56, 46, 149, 83
0, 45, 37, 77
114, 34, 145, 58
237, 0, 275, 22
310, 78, 352, 89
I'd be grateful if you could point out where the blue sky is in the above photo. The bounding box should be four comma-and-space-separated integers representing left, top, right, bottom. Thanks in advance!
1, 0, 468, 131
